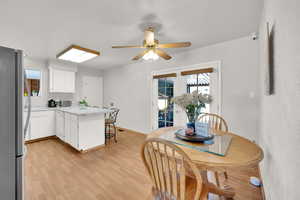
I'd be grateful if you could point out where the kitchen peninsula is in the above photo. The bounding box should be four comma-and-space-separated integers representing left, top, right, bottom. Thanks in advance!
25, 107, 111, 152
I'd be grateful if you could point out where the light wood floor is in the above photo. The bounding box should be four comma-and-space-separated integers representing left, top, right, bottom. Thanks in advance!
25, 130, 264, 200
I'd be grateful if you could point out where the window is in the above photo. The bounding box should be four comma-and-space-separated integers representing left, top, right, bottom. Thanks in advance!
24, 69, 42, 97
157, 77, 174, 128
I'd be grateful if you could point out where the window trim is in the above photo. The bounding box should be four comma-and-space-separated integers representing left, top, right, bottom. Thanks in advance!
153, 73, 177, 79
181, 67, 213, 76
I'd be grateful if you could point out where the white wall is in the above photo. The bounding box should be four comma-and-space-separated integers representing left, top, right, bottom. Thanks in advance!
24, 57, 103, 107
259, 0, 300, 199
103, 36, 260, 141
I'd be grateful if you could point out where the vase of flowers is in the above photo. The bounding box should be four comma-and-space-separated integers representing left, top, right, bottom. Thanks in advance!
172, 91, 212, 132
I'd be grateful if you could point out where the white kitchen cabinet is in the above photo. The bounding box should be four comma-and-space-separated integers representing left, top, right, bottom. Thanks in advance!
64, 113, 71, 145
69, 115, 78, 148
64, 71, 76, 93
63, 114, 73, 145
77, 114, 105, 151
29, 111, 55, 140
60, 110, 105, 151
64, 113, 79, 149
26, 107, 106, 151
56, 110, 65, 140
49, 68, 76, 93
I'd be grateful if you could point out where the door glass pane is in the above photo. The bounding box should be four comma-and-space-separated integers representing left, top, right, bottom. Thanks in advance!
186, 73, 210, 113
166, 122, 173, 127
157, 77, 174, 128
158, 121, 165, 128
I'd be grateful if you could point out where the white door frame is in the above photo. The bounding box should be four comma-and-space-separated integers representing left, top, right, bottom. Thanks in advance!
150, 60, 222, 131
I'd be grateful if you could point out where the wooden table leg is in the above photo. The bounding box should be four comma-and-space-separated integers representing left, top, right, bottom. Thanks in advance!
200, 170, 235, 199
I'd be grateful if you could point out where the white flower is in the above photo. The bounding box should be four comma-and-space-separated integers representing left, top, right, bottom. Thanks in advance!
172, 92, 212, 111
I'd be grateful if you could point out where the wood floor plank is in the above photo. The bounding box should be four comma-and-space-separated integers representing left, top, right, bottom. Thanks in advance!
25, 130, 263, 200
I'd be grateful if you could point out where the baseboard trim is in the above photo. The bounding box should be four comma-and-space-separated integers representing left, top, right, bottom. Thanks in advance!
80, 144, 105, 153
55, 137, 105, 153
116, 126, 146, 135
26, 135, 105, 153
25, 135, 57, 144
258, 166, 266, 200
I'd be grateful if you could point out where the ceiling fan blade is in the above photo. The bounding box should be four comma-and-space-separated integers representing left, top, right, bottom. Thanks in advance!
155, 49, 172, 60
112, 45, 144, 48
157, 42, 191, 48
132, 49, 151, 60
144, 28, 155, 45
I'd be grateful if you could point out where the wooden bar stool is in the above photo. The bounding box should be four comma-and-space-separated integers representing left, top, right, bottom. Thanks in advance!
105, 108, 119, 144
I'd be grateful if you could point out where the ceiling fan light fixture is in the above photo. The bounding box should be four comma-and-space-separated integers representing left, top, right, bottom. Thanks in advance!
143, 50, 159, 61
57, 45, 100, 63
112, 27, 191, 61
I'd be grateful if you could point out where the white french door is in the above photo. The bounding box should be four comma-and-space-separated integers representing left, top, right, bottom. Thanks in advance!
151, 61, 221, 130
152, 76, 175, 129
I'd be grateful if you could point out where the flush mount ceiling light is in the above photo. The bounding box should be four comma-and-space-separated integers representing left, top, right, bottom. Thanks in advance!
56, 45, 100, 63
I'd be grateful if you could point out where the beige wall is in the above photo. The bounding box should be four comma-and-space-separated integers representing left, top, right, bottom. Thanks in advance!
103, 36, 260, 141
259, 0, 300, 199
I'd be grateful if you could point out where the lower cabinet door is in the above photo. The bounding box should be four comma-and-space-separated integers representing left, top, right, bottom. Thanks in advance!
56, 111, 65, 141
30, 111, 55, 140
64, 113, 71, 144
55, 111, 79, 149
70, 116, 78, 149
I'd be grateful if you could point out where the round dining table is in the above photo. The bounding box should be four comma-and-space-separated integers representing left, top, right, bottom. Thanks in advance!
147, 127, 264, 198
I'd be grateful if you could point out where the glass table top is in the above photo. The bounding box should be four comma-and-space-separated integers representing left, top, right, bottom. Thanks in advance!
159, 129, 233, 156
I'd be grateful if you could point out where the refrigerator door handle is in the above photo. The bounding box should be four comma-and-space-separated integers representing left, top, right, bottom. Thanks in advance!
24, 72, 31, 138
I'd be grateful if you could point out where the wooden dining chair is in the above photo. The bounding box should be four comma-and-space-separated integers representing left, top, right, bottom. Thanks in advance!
141, 138, 209, 200
198, 113, 228, 187
198, 113, 228, 133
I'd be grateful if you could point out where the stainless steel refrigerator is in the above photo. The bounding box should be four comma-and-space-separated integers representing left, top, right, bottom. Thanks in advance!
0, 46, 30, 200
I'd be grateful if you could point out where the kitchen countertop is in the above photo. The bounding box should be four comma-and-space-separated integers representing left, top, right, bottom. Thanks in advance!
26, 106, 112, 115
59, 107, 111, 115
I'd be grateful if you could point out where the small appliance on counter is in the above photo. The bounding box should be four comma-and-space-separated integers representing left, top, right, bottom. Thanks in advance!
60, 100, 72, 107
48, 99, 57, 108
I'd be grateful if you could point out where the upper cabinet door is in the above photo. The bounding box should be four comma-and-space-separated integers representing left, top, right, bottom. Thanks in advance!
50, 69, 65, 93
64, 71, 76, 93
49, 68, 76, 93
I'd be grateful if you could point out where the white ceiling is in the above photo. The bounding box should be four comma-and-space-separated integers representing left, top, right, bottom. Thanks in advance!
0, 0, 262, 69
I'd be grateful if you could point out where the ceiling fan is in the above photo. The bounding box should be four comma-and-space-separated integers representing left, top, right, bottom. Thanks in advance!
112, 27, 191, 61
